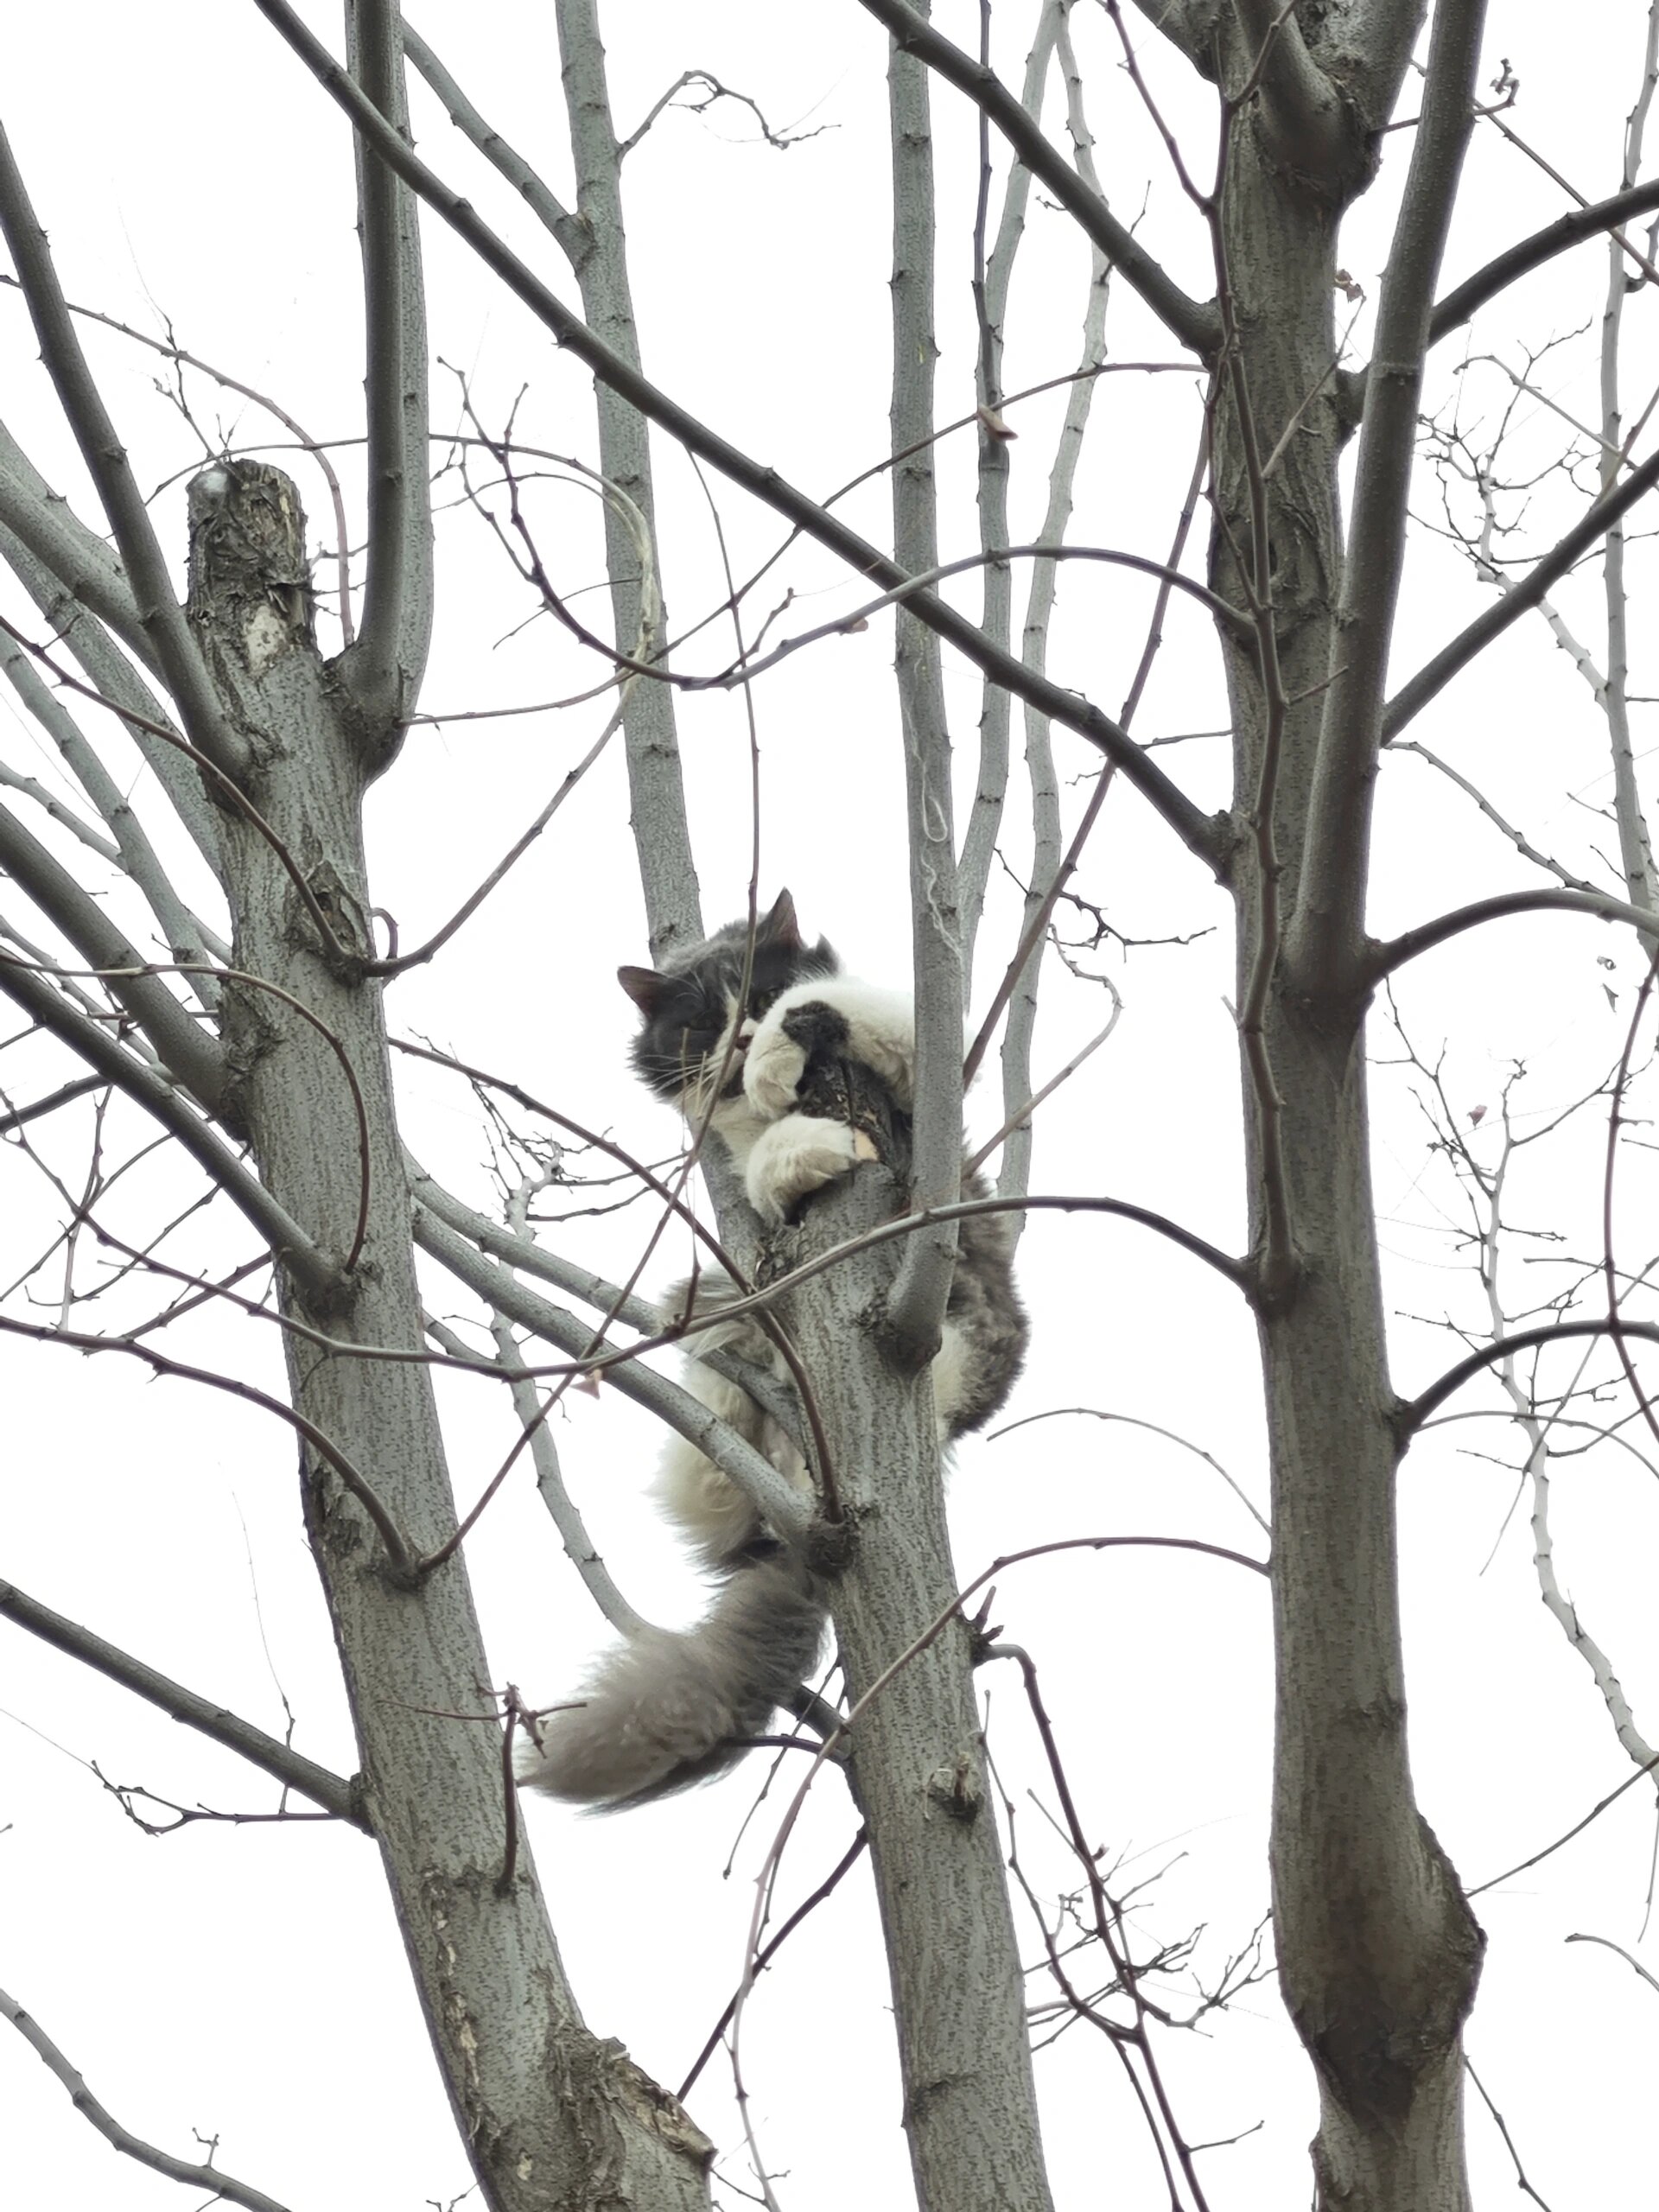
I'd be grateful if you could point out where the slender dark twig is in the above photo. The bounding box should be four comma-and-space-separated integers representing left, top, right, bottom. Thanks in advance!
1565, 1929, 1659, 1997
0, 613, 362, 968
0, 274, 355, 641
1469, 1753, 1659, 1897
1465, 2058, 1558, 2212
15, 957, 373, 1275
1383, 445, 1659, 739
0, 1313, 414, 1576
0, 124, 246, 782
0, 955, 340, 1306
677, 1827, 869, 2099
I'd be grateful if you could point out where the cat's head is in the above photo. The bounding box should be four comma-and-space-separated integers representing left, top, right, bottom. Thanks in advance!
619, 889, 838, 1113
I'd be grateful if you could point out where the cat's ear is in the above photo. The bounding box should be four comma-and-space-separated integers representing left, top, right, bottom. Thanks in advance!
618, 964, 668, 1015
759, 888, 803, 950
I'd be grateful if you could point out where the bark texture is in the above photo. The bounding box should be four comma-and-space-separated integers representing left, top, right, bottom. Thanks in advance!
1204, 11, 1487, 2204
768, 1056, 1052, 2212
189, 460, 712, 2212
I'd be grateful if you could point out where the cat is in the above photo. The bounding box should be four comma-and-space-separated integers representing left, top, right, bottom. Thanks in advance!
515, 890, 1028, 1807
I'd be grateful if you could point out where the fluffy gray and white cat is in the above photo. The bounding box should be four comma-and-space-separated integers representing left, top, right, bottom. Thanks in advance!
516, 892, 1027, 1807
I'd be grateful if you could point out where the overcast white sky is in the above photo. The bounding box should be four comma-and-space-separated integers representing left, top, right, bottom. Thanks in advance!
3, 4, 1658, 2208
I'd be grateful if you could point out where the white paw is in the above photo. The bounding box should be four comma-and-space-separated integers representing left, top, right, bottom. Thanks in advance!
744, 1023, 808, 1120
745, 1114, 873, 1222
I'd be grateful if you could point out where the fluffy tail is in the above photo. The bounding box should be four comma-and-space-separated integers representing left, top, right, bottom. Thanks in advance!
515, 1548, 826, 1808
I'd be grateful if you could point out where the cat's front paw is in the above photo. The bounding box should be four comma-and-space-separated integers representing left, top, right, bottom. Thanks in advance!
745, 1114, 874, 1223
743, 1022, 808, 1121
745, 996, 856, 1121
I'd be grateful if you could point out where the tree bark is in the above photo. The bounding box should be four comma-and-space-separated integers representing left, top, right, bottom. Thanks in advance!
772, 1053, 1052, 2212
190, 460, 712, 2212
1206, 23, 1485, 2206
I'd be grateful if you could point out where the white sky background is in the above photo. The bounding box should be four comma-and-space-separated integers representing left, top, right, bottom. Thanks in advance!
2, 3, 1657, 2207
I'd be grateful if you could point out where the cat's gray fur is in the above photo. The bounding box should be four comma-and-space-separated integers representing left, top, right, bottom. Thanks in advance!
516, 892, 1027, 1807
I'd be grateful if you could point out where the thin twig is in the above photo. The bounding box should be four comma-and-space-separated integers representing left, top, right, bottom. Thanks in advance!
0, 1312, 414, 1576
0, 1579, 363, 1824
0, 1986, 293, 2212
245, 0, 1229, 870
1465, 2057, 1557, 2211
1469, 1752, 1659, 1896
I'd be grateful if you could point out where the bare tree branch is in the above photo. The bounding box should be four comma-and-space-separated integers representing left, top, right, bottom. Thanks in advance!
1383, 443, 1659, 739
0, 955, 338, 1307
1429, 177, 1659, 353
1369, 886, 1659, 982
0, 273, 359, 644
1232, 0, 1366, 189
0, 124, 247, 782
553, 0, 704, 962
341, 0, 433, 741
0, 800, 224, 1105
406, 1160, 801, 1440
1597, 8, 1659, 931
856, 0, 1219, 357
1464, 2059, 1558, 2212
1470, 1754, 1659, 1897
0, 1987, 293, 2212
1564, 1929, 1659, 1999
488, 1316, 647, 1639
0, 513, 224, 881
0, 1072, 107, 1134
248, 0, 1229, 874
0, 1579, 364, 1826
0, 1310, 414, 1575
1393, 738, 1608, 896
995, 8, 1119, 1222
885, 8, 966, 1370
410, 1200, 814, 1545
1288, 0, 1486, 994
1124, 0, 1212, 67
1402, 1319, 1659, 1432
1314, 0, 1430, 126
713, 545, 1247, 687
0, 626, 219, 995
0, 423, 153, 671
403, 23, 583, 257
958, 0, 1065, 985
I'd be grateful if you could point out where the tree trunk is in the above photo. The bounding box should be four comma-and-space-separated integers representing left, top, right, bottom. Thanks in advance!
771, 1057, 1052, 2212
189, 460, 713, 2212
1209, 95, 1485, 2212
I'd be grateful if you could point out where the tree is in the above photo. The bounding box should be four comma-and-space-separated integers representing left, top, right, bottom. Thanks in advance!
3, 3, 1657, 2208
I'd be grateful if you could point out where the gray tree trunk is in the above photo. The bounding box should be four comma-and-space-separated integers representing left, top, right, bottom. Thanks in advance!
1202, 16, 1487, 2204
188, 461, 713, 2212
772, 1058, 1052, 2212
